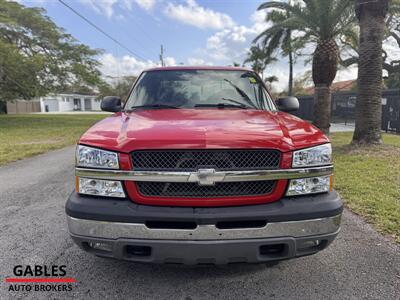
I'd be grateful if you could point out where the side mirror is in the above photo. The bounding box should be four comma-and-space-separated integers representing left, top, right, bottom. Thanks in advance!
276, 96, 299, 112
101, 96, 121, 112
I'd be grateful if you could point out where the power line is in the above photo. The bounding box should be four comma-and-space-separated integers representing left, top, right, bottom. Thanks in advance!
57, 0, 150, 62
122, 14, 161, 53
114, 12, 161, 58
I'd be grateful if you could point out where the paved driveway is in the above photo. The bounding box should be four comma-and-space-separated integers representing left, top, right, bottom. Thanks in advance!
0, 147, 399, 299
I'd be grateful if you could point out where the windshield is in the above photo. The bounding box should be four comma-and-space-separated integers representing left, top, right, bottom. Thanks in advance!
125, 70, 276, 111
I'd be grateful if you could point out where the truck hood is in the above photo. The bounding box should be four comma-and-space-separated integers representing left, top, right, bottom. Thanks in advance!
79, 109, 329, 153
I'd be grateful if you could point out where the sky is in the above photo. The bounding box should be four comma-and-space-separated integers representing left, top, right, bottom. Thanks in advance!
19, 0, 359, 92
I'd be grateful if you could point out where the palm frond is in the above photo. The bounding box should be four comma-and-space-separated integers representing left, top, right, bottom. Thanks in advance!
281, 29, 293, 55
259, 1, 320, 37
390, 0, 400, 13
262, 29, 284, 54
258, 1, 294, 12
303, 0, 318, 16
253, 25, 283, 43
266, 10, 287, 23
255, 16, 318, 43
265, 75, 279, 83
330, 0, 356, 38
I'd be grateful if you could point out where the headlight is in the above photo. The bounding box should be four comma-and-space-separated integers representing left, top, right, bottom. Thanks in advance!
78, 177, 125, 198
76, 145, 119, 169
292, 143, 332, 167
286, 175, 332, 196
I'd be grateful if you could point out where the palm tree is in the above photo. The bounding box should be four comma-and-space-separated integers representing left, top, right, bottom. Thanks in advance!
258, 0, 355, 134
264, 75, 279, 90
243, 45, 277, 79
352, 0, 390, 145
254, 9, 295, 95
340, 1, 400, 89
265, 75, 278, 84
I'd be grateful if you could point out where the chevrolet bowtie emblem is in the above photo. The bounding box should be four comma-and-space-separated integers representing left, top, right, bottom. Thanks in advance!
188, 168, 225, 186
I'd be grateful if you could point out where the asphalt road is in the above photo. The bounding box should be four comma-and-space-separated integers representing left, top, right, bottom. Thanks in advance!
0, 147, 399, 299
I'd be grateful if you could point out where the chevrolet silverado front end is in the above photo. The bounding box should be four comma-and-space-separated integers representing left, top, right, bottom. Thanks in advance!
66, 67, 342, 265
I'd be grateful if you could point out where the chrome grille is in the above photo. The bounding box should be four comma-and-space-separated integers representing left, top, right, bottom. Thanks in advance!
131, 149, 281, 171
136, 181, 276, 198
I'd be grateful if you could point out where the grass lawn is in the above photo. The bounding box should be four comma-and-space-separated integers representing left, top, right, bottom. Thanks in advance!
331, 132, 400, 242
0, 114, 399, 242
0, 114, 107, 166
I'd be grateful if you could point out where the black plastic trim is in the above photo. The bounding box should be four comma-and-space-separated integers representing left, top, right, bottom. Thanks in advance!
70, 231, 339, 264
66, 190, 343, 225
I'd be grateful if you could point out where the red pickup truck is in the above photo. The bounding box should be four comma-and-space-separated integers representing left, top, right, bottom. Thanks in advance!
66, 66, 342, 265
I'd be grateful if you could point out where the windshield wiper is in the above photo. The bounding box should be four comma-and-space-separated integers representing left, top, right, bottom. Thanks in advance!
221, 98, 258, 109
127, 104, 181, 111
194, 103, 250, 109
223, 79, 258, 109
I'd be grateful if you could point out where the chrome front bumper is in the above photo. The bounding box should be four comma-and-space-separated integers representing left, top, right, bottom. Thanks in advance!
67, 214, 341, 241
66, 190, 343, 264
67, 214, 341, 264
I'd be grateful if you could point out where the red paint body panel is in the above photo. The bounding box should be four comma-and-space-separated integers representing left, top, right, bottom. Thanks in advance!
80, 110, 329, 153
79, 109, 329, 207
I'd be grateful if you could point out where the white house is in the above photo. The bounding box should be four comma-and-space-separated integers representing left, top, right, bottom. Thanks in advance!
39, 93, 100, 112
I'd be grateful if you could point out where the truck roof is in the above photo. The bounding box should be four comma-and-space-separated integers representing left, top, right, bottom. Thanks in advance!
144, 66, 253, 72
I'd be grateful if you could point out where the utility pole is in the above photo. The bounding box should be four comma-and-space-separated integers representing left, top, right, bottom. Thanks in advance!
160, 45, 165, 67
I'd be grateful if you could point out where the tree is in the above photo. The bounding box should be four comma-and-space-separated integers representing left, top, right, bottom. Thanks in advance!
254, 8, 296, 95
243, 45, 276, 78
98, 76, 137, 102
385, 72, 399, 89
352, 0, 390, 145
381, 0, 399, 87
0, 1, 103, 102
265, 75, 278, 84
258, 0, 355, 134
264, 75, 278, 90
292, 71, 313, 96
340, 0, 400, 88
